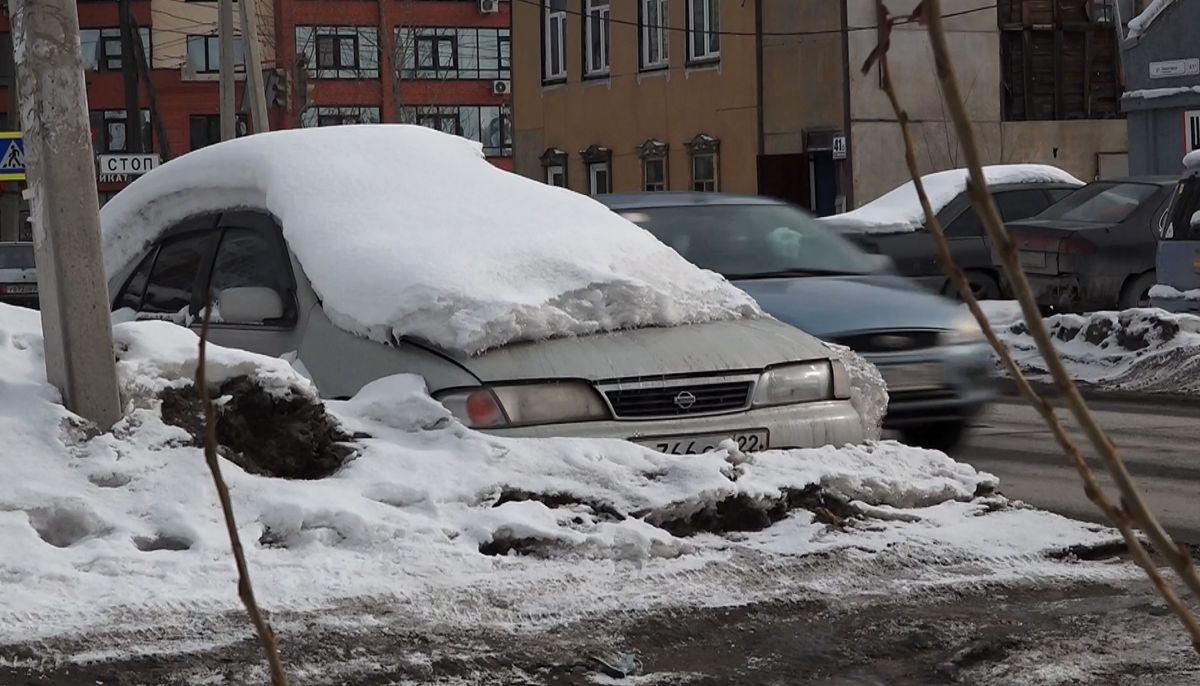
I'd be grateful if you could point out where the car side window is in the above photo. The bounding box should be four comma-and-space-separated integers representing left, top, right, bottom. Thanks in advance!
140, 232, 213, 318
114, 249, 156, 311
994, 190, 1050, 222
208, 217, 297, 326
945, 207, 983, 237
1047, 188, 1076, 203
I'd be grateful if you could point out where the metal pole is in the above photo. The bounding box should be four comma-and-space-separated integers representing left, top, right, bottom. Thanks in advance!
118, 0, 142, 153
239, 0, 269, 133
218, 0, 236, 140
5, 0, 121, 428
1, 37, 20, 242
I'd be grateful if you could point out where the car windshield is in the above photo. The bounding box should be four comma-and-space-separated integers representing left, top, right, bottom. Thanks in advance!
617, 203, 877, 279
1037, 182, 1160, 223
0, 245, 34, 269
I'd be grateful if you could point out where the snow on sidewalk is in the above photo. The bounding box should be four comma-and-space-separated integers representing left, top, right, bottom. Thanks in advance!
0, 304, 1126, 653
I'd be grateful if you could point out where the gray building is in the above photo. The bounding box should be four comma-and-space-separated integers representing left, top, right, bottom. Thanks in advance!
1122, 0, 1200, 176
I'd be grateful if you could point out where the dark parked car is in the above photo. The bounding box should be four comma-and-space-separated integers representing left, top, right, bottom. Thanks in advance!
600, 192, 994, 452
820, 167, 1081, 300
0, 242, 37, 308
1006, 177, 1177, 312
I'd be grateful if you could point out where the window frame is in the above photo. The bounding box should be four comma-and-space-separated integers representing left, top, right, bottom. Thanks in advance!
583, 0, 611, 78
296, 26, 380, 80
90, 109, 152, 154
686, 0, 719, 64
398, 105, 513, 157
543, 0, 568, 83
186, 34, 246, 74
643, 157, 667, 192
639, 0, 669, 71
546, 164, 566, 187
189, 113, 248, 150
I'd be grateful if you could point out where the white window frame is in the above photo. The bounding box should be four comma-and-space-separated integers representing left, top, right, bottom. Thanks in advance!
588, 161, 610, 195
544, 0, 568, 81
546, 164, 566, 187
640, 0, 669, 70
585, 0, 611, 77
687, 0, 719, 62
1187, 110, 1200, 154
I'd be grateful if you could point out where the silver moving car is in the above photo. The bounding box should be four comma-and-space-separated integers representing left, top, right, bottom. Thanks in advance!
102, 131, 864, 453
600, 193, 994, 452
0, 242, 37, 308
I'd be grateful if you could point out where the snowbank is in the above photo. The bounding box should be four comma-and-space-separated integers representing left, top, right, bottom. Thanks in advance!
818, 165, 1083, 234
99, 126, 762, 355
1127, 0, 1177, 40
0, 304, 1125, 652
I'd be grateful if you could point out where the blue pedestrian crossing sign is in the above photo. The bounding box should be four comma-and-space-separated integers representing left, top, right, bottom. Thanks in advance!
0, 132, 25, 182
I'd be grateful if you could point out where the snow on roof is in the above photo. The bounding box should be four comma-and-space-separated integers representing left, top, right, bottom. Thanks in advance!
1127, 0, 1177, 40
1123, 86, 1200, 100
817, 164, 1084, 234
99, 125, 761, 355
1185, 150, 1200, 170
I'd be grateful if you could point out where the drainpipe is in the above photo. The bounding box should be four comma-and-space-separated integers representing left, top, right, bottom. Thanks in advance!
840, 0, 854, 209
755, 0, 764, 159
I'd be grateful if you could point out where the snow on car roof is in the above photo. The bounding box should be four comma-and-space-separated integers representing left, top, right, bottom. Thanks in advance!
99, 125, 761, 355
817, 164, 1084, 234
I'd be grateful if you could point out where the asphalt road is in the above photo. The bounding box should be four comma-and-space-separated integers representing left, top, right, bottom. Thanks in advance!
957, 393, 1200, 545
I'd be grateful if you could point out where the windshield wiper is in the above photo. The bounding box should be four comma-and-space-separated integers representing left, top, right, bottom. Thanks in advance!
724, 268, 861, 279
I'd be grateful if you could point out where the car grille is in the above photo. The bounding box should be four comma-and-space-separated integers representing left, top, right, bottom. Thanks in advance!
605, 381, 754, 419
831, 330, 940, 354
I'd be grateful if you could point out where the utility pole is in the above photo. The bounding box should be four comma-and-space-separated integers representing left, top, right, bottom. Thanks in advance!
118, 0, 143, 153
1, 34, 20, 242
5, 0, 122, 428
239, 0, 269, 133
218, 0, 236, 140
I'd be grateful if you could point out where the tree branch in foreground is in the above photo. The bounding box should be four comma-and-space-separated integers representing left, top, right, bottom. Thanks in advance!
197, 295, 291, 684
869, 0, 1200, 653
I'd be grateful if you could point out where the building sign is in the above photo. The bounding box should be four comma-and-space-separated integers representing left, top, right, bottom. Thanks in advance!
832, 135, 847, 160
1150, 59, 1200, 79
97, 153, 160, 177
1187, 111, 1200, 154
0, 132, 25, 182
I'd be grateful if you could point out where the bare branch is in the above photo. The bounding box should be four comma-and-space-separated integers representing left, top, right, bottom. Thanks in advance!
196, 294, 291, 684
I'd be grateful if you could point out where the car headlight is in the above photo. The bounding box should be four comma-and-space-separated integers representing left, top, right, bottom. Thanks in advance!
752, 361, 837, 407
437, 382, 610, 428
939, 312, 986, 345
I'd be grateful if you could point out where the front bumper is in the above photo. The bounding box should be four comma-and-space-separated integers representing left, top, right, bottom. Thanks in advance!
866, 342, 994, 428
486, 399, 865, 449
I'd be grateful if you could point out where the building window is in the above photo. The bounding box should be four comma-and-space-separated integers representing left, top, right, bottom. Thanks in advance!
581, 144, 611, 195
997, 0, 1121, 121
687, 0, 719, 63
296, 26, 379, 79
640, 0, 669, 70
89, 110, 151, 154
79, 28, 151, 73
399, 106, 513, 157
638, 139, 669, 191
189, 114, 249, 150
186, 34, 246, 74
300, 106, 381, 128
396, 28, 511, 80
543, 0, 568, 82
540, 148, 568, 187
686, 133, 719, 192
584, 0, 611, 77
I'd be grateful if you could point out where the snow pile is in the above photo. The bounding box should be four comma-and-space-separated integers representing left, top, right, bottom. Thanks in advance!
0, 304, 1127, 653
1149, 284, 1200, 302
825, 342, 888, 441
991, 306, 1200, 392
819, 165, 1083, 234
1123, 86, 1200, 100
1127, 0, 1177, 40
1186, 150, 1200, 170
99, 125, 762, 355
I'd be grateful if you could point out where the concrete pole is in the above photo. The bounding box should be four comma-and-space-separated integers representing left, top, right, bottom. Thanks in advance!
1, 39, 21, 242
239, 0, 269, 133
5, 0, 121, 429
218, 0, 236, 140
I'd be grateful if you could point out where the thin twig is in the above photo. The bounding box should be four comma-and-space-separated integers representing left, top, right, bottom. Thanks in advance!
886, 0, 1200, 650
197, 294, 291, 684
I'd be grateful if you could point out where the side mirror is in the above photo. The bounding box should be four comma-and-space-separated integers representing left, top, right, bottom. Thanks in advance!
216, 287, 283, 323
1191, 210, 1200, 230
864, 253, 896, 273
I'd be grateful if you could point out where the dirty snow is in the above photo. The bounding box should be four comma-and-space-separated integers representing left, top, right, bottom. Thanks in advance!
1122, 86, 1200, 100
0, 304, 1131, 658
98, 125, 762, 355
818, 165, 1083, 233
1126, 0, 1178, 40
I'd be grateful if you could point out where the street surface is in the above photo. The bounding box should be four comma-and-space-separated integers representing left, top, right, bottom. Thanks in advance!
959, 393, 1200, 545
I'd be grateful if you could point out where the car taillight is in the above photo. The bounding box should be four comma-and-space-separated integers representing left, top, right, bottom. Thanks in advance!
1059, 237, 1095, 255
1015, 234, 1060, 252
465, 389, 506, 428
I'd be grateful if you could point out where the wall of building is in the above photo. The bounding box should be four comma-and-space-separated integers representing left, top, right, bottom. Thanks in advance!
513, 0, 759, 194
760, 1, 843, 156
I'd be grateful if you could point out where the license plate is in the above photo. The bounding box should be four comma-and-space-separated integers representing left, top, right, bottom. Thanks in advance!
0, 284, 36, 294
1019, 251, 1047, 269
880, 363, 943, 392
636, 430, 768, 455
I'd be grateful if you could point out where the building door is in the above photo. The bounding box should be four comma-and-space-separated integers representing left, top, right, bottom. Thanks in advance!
810, 150, 837, 217
757, 154, 809, 209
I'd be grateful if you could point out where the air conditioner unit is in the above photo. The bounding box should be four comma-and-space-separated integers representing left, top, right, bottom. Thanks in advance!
479, 0, 500, 14
491, 79, 511, 96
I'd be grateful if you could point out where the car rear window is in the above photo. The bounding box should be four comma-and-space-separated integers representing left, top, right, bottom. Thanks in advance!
1037, 182, 1160, 223
0, 245, 34, 269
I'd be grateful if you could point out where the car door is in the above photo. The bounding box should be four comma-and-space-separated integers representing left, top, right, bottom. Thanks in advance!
1156, 177, 1200, 302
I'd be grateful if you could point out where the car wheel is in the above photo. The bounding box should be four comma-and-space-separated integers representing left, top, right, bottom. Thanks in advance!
899, 420, 969, 454
944, 272, 1000, 301
1118, 272, 1157, 310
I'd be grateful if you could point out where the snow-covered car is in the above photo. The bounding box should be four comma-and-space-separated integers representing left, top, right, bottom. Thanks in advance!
0, 242, 37, 308
819, 165, 1082, 300
99, 126, 865, 452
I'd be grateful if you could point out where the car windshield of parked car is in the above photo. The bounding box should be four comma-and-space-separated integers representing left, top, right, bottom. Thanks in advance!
0, 245, 34, 269
1036, 182, 1159, 224
619, 204, 877, 279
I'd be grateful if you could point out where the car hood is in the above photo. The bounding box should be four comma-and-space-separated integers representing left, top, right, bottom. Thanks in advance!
732, 274, 961, 339
440, 317, 832, 383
